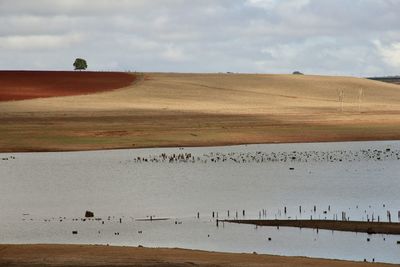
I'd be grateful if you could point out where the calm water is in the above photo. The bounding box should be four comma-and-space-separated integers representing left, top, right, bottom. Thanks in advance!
1, 141, 400, 263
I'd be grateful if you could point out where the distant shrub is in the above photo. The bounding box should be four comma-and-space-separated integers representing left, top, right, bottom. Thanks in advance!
73, 58, 88, 71
292, 71, 304, 75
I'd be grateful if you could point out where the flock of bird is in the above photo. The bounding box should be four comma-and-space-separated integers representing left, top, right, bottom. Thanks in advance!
128, 147, 400, 164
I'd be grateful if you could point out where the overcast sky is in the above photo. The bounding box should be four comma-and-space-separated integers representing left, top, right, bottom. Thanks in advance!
0, 0, 399, 76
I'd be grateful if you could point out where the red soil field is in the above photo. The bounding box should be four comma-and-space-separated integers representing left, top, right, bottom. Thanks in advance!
0, 71, 135, 101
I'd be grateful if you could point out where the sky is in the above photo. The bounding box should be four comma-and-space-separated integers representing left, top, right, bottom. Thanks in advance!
0, 0, 399, 76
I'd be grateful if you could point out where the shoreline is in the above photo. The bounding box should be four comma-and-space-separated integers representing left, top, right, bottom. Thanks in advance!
0, 244, 395, 267
1, 137, 400, 154
221, 219, 400, 235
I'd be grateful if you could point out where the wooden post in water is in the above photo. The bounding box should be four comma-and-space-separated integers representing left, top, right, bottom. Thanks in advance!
197, 212, 200, 219
342, 212, 346, 221
284, 207, 287, 214
243, 210, 245, 217
212, 212, 215, 218
299, 206, 302, 214
227, 210, 230, 217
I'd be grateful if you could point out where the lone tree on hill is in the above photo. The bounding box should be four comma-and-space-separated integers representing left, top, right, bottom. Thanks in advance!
73, 58, 88, 70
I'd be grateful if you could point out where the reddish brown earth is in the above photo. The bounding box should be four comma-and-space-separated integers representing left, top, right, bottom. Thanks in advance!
0, 71, 135, 101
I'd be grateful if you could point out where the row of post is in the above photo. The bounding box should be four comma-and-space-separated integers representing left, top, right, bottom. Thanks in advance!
197, 207, 400, 223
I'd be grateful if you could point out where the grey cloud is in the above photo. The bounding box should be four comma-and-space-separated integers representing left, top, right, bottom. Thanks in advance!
0, 0, 399, 76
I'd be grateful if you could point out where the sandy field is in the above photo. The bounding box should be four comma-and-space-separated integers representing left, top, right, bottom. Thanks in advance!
1, 72, 400, 152
0, 244, 395, 267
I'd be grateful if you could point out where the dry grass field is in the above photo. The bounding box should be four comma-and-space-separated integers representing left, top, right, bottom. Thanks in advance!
1, 72, 400, 152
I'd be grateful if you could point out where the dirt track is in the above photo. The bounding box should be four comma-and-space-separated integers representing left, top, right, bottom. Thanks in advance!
0, 244, 394, 267
1, 72, 400, 152
0, 71, 135, 101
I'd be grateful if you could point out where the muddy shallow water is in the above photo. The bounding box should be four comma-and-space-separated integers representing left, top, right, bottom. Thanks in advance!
1, 141, 400, 263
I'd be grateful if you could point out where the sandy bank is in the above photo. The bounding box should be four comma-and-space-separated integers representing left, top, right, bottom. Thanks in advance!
0, 244, 395, 267
222, 219, 400, 235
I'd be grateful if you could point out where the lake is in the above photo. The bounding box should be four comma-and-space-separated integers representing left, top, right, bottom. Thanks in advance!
1, 141, 400, 263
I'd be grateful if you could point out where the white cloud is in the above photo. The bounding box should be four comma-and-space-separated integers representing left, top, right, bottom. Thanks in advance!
0, 33, 84, 50
245, 0, 277, 9
0, 0, 152, 16
375, 40, 400, 68
161, 45, 187, 62
281, 0, 310, 10
245, 0, 310, 11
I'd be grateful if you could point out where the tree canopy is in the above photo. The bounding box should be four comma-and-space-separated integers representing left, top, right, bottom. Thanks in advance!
73, 58, 88, 70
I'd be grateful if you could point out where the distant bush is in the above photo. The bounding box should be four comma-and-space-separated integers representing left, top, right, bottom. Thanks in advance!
73, 58, 88, 71
292, 71, 304, 75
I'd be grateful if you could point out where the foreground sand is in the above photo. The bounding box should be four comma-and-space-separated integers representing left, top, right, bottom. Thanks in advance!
1, 72, 400, 152
0, 244, 395, 267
